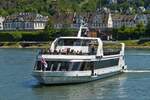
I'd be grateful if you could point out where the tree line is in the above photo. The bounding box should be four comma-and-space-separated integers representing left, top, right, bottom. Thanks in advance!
112, 21, 150, 40
0, 28, 77, 42
0, 0, 149, 16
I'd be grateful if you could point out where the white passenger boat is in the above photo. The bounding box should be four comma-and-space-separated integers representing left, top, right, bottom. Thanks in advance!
32, 24, 127, 84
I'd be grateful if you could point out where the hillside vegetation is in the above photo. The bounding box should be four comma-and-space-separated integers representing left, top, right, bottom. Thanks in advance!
0, 0, 149, 16
0, 0, 97, 16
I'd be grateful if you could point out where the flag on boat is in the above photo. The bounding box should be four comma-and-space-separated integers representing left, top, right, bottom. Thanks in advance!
40, 57, 48, 68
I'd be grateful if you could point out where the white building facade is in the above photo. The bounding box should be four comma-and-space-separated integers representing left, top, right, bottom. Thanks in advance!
135, 14, 148, 26
107, 13, 113, 28
112, 15, 136, 28
3, 13, 48, 30
71, 12, 113, 29
0, 16, 5, 30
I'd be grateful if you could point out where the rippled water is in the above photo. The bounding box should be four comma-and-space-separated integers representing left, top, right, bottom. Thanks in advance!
0, 48, 150, 100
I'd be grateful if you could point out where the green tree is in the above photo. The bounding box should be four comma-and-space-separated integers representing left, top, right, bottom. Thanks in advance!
11, 32, 22, 41
44, 18, 57, 40
135, 22, 145, 37
113, 25, 144, 40
0, 9, 9, 16
137, 0, 145, 6
80, 0, 97, 12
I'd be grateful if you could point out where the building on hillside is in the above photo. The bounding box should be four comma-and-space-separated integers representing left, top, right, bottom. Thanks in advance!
137, 7, 146, 14
51, 12, 113, 30
146, 6, 150, 10
112, 14, 148, 28
51, 12, 113, 40
145, 14, 150, 21
51, 12, 74, 29
3, 13, 48, 31
72, 12, 113, 30
112, 14, 136, 28
71, 12, 90, 29
0, 16, 5, 30
107, 13, 113, 28
126, 7, 134, 14
135, 14, 148, 26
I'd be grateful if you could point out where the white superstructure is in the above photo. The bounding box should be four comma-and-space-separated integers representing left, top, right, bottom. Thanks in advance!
32, 24, 127, 84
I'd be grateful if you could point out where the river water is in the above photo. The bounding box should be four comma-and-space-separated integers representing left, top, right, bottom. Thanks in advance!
0, 48, 150, 100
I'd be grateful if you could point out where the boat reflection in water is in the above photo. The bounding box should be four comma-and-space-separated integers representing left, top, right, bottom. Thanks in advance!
31, 74, 128, 100
32, 24, 127, 84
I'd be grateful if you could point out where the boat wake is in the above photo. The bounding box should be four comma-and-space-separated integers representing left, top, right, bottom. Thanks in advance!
124, 70, 150, 73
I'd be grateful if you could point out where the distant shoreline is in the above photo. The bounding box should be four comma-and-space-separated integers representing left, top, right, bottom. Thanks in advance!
125, 46, 150, 49
0, 42, 50, 49
0, 42, 150, 49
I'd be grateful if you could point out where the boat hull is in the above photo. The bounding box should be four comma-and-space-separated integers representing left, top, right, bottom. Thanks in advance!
33, 66, 125, 84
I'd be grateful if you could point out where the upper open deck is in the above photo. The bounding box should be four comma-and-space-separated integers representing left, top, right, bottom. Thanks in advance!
39, 37, 124, 56
38, 24, 125, 60
51, 37, 101, 55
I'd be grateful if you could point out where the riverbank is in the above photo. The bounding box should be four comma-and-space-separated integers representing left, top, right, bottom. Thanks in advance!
0, 42, 50, 48
0, 40, 150, 49
119, 40, 150, 49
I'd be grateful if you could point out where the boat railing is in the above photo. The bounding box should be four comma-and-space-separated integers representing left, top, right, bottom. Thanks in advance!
39, 48, 96, 55
56, 46, 89, 54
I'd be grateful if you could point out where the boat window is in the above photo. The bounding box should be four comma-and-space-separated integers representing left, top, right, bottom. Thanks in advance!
80, 62, 86, 71
83, 62, 91, 70
52, 62, 58, 71
35, 59, 119, 71
57, 40, 64, 46
36, 61, 87, 71
60, 62, 69, 71
57, 63, 61, 71
74, 40, 81, 46
71, 62, 81, 71
56, 39, 98, 46
36, 61, 42, 70
94, 58, 119, 69
46, 61, 52, 71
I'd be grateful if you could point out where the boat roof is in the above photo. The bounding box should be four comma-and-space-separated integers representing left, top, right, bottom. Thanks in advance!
58, 36, 101, 40
38, 55, 96, 61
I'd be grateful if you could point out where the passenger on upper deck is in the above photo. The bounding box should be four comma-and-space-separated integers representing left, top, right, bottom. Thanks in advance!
89, 44, 95, 55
